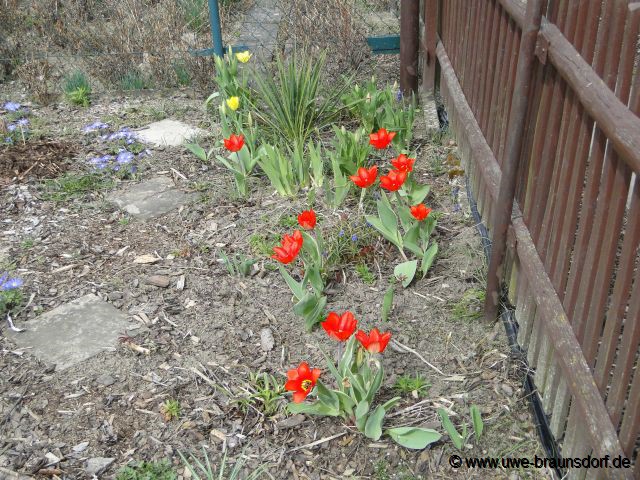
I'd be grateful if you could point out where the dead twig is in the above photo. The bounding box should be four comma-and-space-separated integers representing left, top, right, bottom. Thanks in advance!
390, 339, 449, 376
287, 431, 347, 453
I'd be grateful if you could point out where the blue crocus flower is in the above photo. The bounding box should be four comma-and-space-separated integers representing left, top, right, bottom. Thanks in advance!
0, 273, 23, 291
17, 118, 29, 126
338, 229, 345, 237
3, 101, 21, 112
351, 234, 358, 242
82, 121, 109, 133
116, 150, 134, 164
396, 90, 403, 102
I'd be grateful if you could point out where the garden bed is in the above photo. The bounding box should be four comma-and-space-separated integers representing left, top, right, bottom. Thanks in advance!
1, 69, 549, 479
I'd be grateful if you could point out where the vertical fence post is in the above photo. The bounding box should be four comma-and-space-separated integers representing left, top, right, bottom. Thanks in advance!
207, 0, 224, 57
422, 0, 438, 93
400, 0, 420, 95
484, 0, 545, 321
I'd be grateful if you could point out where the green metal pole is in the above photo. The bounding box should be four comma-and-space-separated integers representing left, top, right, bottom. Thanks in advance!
207, 0, 224, 56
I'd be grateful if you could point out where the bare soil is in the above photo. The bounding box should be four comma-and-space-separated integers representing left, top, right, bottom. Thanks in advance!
0, 85, 551, 479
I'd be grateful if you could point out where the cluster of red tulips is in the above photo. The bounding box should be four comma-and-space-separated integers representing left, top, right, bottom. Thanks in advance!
286, 310, 391, 403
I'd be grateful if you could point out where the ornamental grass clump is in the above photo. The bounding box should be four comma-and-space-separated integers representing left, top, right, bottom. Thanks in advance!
284, 311, 441, 449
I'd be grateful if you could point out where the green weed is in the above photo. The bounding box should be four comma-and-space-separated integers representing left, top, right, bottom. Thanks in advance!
161, 399, 181, 421
355, 263, 375, 284
42, 173, 114, 202
62, 71, 91, 107
451, 287, 485, 320
249, 233, 278, 258
394, 374, 431, 398
116, 460, 176, 480
179, 447, 270, 480
236, 372, 284, 417
120, 71, 151, 91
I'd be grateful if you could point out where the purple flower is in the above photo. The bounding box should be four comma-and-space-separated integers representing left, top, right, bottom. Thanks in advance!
17, 118, 29, 126
116, 150, 134, 164
351, 234, 358, 242
4, 137, 13, 144
82, 121, 109, 133
396, 90, 403, 102
0, 273, 23, 291
3, 101, 21, 112
7, 123, 16, 132
338, 229, 345, 237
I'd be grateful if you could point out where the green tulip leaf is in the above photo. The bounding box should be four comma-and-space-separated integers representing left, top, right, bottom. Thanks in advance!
386, 427, 442, 449
394, 260, 418, 288
420, 243, 438, 279
364, 405, 386, 440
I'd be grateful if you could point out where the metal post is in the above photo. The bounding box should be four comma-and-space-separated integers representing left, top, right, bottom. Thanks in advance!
422, 0, 438, 94
207, 0, 224, 57
484, 0, 545, 322
400, 0, 420, 95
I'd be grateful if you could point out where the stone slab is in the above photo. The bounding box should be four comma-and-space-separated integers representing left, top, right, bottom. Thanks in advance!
8, 294, 130, 371
136, 119, 204, 147
421, 92, 441, 135
108, 177, 197, 220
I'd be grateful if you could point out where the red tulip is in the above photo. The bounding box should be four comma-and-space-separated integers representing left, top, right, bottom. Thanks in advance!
410, 204, 432, 221
356, 328, 392, 353
379, 169, 407, 191
285, 361, 321, 403
369, 128, 396, 149
223, 134, 245, 152
322, 311, 357, 341
297, 210, 317, 230
391, 154, 415, 172
349, 166, 378, 188
271, 230, 303, 264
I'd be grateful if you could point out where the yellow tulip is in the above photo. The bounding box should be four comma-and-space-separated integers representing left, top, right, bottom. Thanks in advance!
236, 51, 251, 63
226, 96, 240, 111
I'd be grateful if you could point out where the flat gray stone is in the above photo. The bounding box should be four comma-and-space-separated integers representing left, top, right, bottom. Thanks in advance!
108, 177, 197, 220
136, 119, 204, 147
85, 457, 115, 476
421, 92, 440, 135
8, 294, 129, 371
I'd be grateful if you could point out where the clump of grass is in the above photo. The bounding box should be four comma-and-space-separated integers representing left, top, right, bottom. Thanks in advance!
116, 460, 176, 480
249, 233, 278, 258
179, 447, 270, 480
62, 70, 91, 107
451, 287, 485, 320
355, 263, 376, 284
251, 52, 349, 149
324, 220, 377, 272
235, 372, 284, 416
179, 0, 207, 31
161, 399, 181, 421
120, 70, 151, 91
42, 173, 114, 202
173, 62, 192, 86
394, 374, 431, 398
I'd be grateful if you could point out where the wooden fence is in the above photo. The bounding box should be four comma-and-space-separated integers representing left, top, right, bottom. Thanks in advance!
415, 0, 640, 478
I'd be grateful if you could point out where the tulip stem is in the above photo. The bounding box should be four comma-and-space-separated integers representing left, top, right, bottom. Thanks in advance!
358, 188, 366, 213
399, 247, 409, 261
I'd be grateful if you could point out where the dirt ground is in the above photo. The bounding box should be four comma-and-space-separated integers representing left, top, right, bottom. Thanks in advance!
0, 76, 551, 480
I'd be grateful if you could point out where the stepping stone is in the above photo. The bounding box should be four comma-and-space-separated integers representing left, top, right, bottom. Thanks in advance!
8, 294, 130, 371
108, 176, 197, 220
135, 119, 204, 147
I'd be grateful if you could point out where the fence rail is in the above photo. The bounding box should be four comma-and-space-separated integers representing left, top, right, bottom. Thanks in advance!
418, 1, 640, 478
